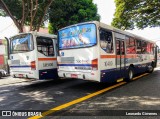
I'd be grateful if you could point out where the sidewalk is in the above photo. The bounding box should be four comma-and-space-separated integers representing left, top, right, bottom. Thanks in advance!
0, 76, 35, 86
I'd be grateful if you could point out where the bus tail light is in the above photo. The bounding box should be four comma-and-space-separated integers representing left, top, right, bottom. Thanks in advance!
91, 59, 98, 70
31, 61, 36, 70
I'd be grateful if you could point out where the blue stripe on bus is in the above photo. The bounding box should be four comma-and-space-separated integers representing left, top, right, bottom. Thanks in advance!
10, 65, 31, 68
58, 64, 92, 66
100, 63, 151, 82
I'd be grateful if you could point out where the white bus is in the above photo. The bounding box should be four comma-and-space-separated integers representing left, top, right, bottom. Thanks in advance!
8, 31, 58, 80
57, 21, 158, 82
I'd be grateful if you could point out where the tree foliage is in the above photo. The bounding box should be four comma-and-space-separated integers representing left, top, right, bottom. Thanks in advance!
111, 0, 160, 30
0, 0, 52, 32
49, 0, 100, 34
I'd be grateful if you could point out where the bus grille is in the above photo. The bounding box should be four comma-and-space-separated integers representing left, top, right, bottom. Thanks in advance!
61, 57, 74, 63
11, 60, 20, 65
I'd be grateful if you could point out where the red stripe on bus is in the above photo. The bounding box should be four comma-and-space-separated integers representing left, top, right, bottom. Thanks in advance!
117, 55, 125, 58
100, 55, 116, 58
101, 55, 137, 59
126, 54, 137, 58
38, 58, 57, 61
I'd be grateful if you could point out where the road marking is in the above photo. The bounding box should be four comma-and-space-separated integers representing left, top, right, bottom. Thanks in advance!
132, 73, 149, 80
117, 78, 123, 82
28, 82, 126, 119
28, 73, 149, 119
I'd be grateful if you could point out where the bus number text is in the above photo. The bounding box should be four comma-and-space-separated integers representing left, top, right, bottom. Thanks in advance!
43, 63, 54, 67
104, 61, 113, 67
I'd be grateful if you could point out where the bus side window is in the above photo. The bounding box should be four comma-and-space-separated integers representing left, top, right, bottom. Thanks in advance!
126, 37, 136, 54
141, 41, 147, 54
147, 43, 154, 54
36, 37, 54, 56
136, 40, 142, 54
100, 29, 113, 53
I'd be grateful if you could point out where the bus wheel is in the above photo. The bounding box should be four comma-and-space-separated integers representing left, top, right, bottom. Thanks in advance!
147, 63, 154, 73
13, 75, 16, 78
125, 68, 134, 82
26, 75, 29, 79
0, 72, 2, 79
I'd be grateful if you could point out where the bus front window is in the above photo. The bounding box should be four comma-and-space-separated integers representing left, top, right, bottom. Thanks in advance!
11, 34, 33, 54
58, 23, 97, 49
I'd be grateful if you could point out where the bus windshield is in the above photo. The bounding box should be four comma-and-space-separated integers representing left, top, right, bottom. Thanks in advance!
58, 23, 97, 49
11, 34, 33, 54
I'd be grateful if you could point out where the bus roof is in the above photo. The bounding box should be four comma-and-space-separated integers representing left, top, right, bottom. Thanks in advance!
58, 21, 155, 44
10, 31, 57, 39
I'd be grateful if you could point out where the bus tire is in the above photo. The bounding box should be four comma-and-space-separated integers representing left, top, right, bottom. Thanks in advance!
13, 75, 16, 78
125, 67, 134, 82
0, 72, 2, 79
147, 63, 154, 73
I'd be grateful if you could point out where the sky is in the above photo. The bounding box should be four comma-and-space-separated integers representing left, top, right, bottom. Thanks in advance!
0, 0, 160, 45
0, 16, 19, 39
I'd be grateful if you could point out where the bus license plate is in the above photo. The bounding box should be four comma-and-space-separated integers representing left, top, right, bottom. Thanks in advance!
71, 74, 78, 78
19, 74, 23, 77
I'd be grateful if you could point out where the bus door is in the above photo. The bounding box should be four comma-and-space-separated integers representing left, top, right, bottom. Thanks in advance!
116, 39, 126, 78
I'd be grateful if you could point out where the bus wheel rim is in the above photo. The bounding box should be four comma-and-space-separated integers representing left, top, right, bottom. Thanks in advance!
129, 70, 133, 79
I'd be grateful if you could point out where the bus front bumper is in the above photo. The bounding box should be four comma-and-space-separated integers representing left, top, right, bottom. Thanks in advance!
58, 70, 99, 82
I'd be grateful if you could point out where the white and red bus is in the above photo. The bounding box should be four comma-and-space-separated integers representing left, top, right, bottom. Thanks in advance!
57, 21, 158, 82
8, 31, 58, 80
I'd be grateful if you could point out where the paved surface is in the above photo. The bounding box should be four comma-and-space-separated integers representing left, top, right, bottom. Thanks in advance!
53, 68, 160, 119
0, 76, 36, 86
0, 67, 159, 119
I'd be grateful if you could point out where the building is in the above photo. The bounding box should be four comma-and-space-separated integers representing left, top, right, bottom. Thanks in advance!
0, 39, 8, 71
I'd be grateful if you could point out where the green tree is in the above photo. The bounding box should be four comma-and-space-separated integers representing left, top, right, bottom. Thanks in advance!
111, 0, 160, 30
49, 0, 100, 34
0, 0, 52, 32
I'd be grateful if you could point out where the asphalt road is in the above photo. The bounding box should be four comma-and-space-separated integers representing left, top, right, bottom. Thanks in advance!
0, 68, 160, 119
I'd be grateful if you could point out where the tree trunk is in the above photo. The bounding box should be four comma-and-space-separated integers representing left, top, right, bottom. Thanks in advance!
36, 0, 53, 31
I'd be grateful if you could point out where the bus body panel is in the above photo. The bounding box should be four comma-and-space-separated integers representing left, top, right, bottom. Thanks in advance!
58, 46, 100, 82
37, 52, 58, 79
99, 31, 127, 82
35, 35, 58, 79
9, 32, 58, 80
10, 50, 38, 79
99, 26, 156, 82
58, 21, 157, 83
58, 22, 100, 82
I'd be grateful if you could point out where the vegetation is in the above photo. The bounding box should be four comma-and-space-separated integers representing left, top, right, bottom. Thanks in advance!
0, 0, 52, 32
0, 0, 100, 33
112, 0, 160, 30
49, 0, 100, 34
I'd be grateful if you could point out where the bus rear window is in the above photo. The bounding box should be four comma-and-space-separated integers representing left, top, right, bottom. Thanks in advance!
58, 23, 97, 49
11, 34, 33, 54
36, 37, 54, 56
